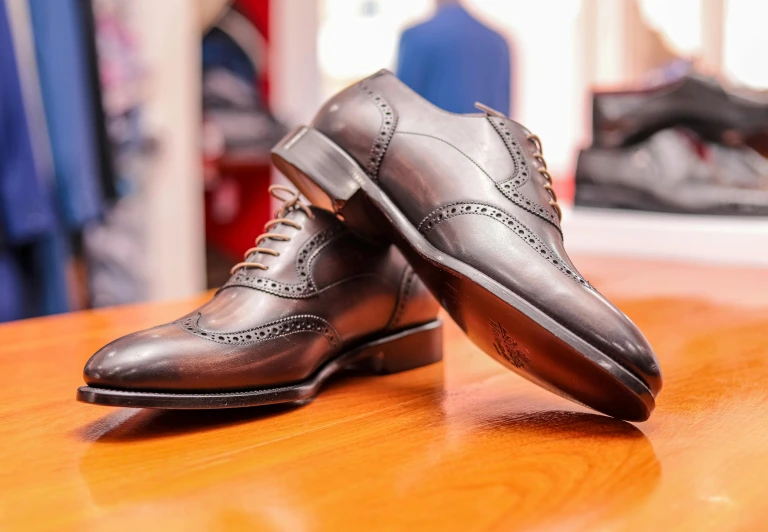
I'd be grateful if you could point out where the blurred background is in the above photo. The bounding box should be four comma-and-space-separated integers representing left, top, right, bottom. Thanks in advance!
2, 0, 767, 323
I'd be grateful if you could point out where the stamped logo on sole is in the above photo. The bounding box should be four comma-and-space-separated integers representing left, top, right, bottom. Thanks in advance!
488, 319, 530, 368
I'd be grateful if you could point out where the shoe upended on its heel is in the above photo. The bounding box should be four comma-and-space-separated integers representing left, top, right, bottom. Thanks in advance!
271, 71, 663, 422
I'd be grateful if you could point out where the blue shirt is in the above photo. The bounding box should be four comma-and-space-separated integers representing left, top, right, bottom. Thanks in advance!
397, 4, 512, 116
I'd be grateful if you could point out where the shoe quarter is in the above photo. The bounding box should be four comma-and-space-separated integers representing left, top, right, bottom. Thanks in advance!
377, 114, 560, 235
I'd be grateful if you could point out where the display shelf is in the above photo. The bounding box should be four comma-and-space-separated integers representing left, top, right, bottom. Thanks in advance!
562, 206, 768, 266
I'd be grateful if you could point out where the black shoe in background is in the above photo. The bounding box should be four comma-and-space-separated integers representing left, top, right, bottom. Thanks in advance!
592, 72, 768, 149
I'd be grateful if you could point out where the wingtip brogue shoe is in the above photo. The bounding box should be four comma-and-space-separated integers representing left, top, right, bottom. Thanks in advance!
78, 186, 442, 409
272, 70, 662, 421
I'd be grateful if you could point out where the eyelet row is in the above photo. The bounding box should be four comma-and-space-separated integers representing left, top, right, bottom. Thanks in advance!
418, 202, 591, 288
179, 314, 340, 348
487, 117, 560, 227
224, 224, 346, 299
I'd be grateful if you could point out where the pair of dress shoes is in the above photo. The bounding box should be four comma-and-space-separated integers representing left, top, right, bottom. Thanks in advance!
79, 70, 662, 421
578, 72, 768, 215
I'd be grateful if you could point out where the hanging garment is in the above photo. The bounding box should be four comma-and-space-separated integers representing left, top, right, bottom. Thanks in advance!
0, 231, 71, 322
0, 0, 55, 244
5, 0, 55, 192
0, 248, 27, 322
78, 0, 118, 202
1, 0, 90, 321
28, 0, 103, 230
396, 3, 512, 116
83, 0, 152, 307
202, 6, 286, 157
28, 228, 72, 316
201, 6, 282, 263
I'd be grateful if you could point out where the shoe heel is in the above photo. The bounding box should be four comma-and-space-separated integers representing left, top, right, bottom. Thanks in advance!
271, 126, 390, 242
358, 320, 443, 375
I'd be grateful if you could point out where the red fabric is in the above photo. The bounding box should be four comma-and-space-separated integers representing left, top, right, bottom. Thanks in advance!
204, 166, 272, 260
236, 0, 269, 40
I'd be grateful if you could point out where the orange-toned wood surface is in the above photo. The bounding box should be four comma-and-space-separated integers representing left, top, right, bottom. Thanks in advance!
2, 256, 768, 531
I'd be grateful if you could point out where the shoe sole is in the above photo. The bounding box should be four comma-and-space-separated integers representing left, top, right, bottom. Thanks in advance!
272, 126, 656, 422
575, 181, 768, 216
76, 320, 442, 409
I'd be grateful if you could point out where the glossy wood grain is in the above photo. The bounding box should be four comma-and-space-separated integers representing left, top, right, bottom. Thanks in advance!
2, 256, 768, 531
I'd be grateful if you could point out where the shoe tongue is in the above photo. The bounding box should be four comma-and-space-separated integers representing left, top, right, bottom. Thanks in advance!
279, 203, 309, 225
273, 203, 332, 232
283, 204, 337, 229
475, 102, 507, 118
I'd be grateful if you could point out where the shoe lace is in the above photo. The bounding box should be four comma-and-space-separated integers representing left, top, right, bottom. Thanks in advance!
475, 103, 562, 221
229, 185, 314, 275
525, 133, 562, 221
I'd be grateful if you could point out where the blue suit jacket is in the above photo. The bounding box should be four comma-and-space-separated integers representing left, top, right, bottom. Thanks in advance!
0, 1, 82, 320
29, 0, 102, 230
0, 1, 55, 244
396, 4, 512, 116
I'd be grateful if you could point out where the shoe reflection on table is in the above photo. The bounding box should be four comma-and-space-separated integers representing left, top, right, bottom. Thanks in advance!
76, 353, 659, 530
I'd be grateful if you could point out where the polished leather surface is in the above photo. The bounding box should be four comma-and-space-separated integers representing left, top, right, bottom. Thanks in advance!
311, 69, 661, 394
576, 129, 768, 214
592, 72, 768, 148
83, 200, 439, 392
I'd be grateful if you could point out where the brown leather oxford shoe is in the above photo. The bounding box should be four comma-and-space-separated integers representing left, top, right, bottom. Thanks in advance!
272, 70, 662, 421
77, 186, 442, 408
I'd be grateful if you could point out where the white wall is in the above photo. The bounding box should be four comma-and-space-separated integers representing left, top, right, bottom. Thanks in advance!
468, 0, 586, 176
135, 0, 206, 301
271, 0, 322, 126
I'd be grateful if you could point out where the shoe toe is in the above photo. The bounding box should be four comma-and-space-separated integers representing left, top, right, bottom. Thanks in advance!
83, 324, 186, 390
83, 319, 331, 392
595, 302, 662, 397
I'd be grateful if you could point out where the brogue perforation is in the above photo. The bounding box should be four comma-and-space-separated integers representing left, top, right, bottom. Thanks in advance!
418, 202, 591, 287
359, 81, 398, 179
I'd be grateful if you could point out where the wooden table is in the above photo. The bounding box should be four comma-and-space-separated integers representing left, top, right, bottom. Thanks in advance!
2, 256, 768, 531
